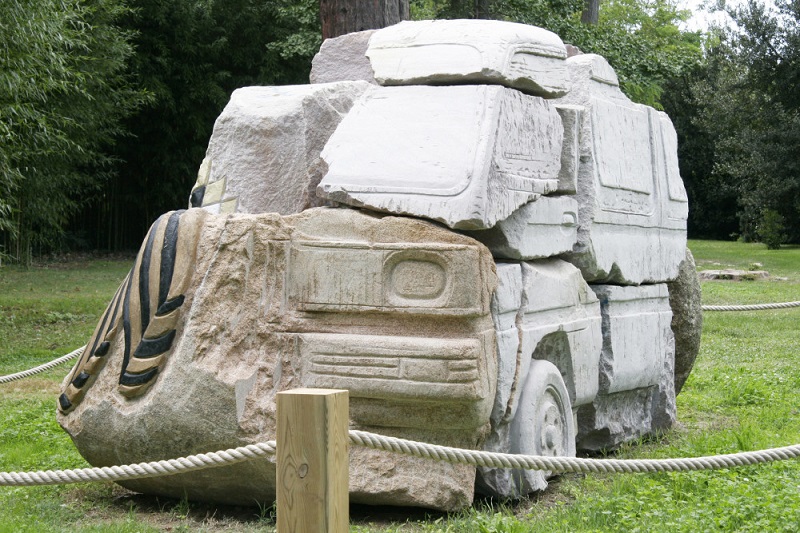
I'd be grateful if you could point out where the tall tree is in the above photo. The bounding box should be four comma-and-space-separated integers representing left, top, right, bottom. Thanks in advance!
320, 0, 410, 38
679, 0, 800, 243
581, 0, 600, 24
0, 0, 148, 263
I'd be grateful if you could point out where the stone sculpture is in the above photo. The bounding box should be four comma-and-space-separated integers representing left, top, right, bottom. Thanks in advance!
58, 19, 701, 512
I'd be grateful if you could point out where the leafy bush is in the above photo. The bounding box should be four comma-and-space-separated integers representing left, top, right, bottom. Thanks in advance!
758, 209, 787, 250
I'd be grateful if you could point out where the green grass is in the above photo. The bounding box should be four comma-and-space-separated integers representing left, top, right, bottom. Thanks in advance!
1, 242, 799, 531
689, 239, 800, 306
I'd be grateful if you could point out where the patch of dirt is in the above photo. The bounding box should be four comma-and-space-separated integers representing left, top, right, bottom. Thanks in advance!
0, 378, 61, 400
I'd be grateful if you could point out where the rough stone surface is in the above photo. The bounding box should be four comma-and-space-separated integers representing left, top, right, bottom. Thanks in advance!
556, 54, 688, 284
668, 248, 703, 394
310, 30, 378, 85
554, 104, 582, 193
466, 195, 578, 259
318, 85, 563, 229
189, 82, 370, 216
577, 284, 676, 451
366, 20, 569, 97
57, 207, 498, 511
478, 259, 601, 497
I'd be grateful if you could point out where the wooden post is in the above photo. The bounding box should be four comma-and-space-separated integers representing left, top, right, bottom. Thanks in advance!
277, 388, 349, 533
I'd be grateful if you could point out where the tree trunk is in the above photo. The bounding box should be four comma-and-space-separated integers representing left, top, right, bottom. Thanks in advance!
475, 0, 492, 19
581, 0, 600, 25
320, 0, 410, 40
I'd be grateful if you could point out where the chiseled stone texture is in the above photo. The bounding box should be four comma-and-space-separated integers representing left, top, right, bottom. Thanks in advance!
577, 284, 676, 451
366, 20, 569, 97
189, 82, 370, 216
310, 30, 378, 85
478, 259, 601, 497
57, 207, 498, 512
668, 248, 703, 395
556, 54, 689, 285
466, 195, 578, 260
318, 85, 563, 229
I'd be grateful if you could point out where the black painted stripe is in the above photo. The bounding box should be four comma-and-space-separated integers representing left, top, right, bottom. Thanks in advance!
93, 341, 111, 358
71, 372, 91, 388
156, 294, 185, 316
138, 216, 163, 340
58, 393, 72, 412
190, 186, 205, 208
119, 367, 159, 387
133, 330, 176, 358
66, 270, 127, 385
158, 211, 183, 309
120, 260, 134, 383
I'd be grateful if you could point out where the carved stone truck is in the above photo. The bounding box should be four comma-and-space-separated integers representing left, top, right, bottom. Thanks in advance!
57, 20, 696, 511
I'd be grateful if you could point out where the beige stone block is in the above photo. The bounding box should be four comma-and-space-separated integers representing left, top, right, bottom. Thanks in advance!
57, 207, 497, 511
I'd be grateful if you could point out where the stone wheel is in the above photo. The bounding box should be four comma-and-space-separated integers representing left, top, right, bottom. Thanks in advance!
509, 359, 576, 494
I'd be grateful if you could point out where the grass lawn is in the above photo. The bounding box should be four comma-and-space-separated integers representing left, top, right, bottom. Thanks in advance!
1, 241, 798, 531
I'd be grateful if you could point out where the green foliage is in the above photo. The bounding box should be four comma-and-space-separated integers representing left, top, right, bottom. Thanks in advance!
0, 0, 149, 263
97, 0, 321, 249
758, 209, 787, 249
674, 0, 800, 243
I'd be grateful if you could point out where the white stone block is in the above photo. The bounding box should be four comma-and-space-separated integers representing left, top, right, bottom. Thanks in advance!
556, 54, 688, 284
489, 263, 524, 428
467, 195, 578, 259
310, 30, 378, 85
577, 283, 676, 450
189, 82, 371, 216
592, 284, 672, 393
517, 261, 602, 408
318, 85, 563, 229
366, 20, 569, 97
555, 104, 582, 193
479, 259, 601, 498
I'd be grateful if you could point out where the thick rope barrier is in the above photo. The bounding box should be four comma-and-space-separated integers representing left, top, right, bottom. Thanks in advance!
349, 431, 800, 474
0, 345, 85, 385
2, 431, 798, 487
701, 300, 800, 312
0, 442, 276, 486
